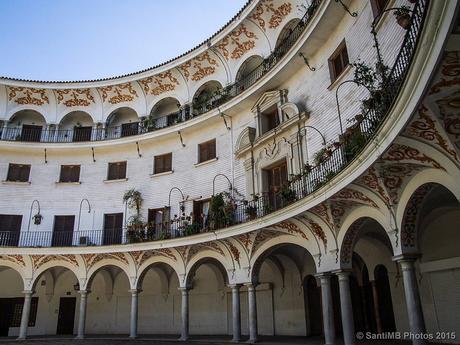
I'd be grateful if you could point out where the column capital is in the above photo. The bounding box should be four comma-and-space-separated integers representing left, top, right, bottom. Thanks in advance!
392, 253, 421, 263
178, 286, 191, 292
243, 282, 258, 288
228, 283, 242, 289
22, 290, 34, 295
78, 289, 90, 295
332, 270, 352, 280
129, 289, 141, 295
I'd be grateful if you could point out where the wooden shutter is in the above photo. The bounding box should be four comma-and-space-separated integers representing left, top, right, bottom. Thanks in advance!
108, 161, 126, 180
7, 164, 30, 182
154, 156, 164, 174
164, 153, 172, 171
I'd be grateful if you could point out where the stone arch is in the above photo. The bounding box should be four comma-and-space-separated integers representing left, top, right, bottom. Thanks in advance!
234, 55, 264, 84
8, 109, 47, 125
191, 80, 223, 110
31, 263, 81, 292
58, 110, 95, 129
249, 236, 318, 283
400, 182, 459, 254
275, 18, 301, 49
0, 262, 28, 290
339, 215, 394, 270
136, 258, 181, 294
185, 256, 230, 288
149, 96, 182, 118
396, 168, 460, 238
104, 106, 139, 126
85, 261, 133, 290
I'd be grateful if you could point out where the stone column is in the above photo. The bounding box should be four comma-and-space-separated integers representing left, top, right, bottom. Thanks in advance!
246, 283, 258, 343
318, 274, 335, 345
370, 280, 382, 333
336, 272, 355, 345
129, 289, 140, 338
76, 290, 89, 339
17, 290, 34, 340
394, 255, 426, 345
179, 287, 190, 341
229, 284, 241, 342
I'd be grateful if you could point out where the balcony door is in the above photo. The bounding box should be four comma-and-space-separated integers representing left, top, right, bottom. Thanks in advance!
73, 126, 92, 142
0, 215, 22, 247
264, 160, 288, 210
52, 216, 75, 247
121, 122, 139, 137
103, 213, 123, 245
20, 124, 42, 142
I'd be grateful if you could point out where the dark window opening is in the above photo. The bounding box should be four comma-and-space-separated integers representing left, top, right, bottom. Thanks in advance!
328, 41, 349, 83
103, 213, 123, 245
73, 126, 92, 142
263, 159, 288, 209
0, 215, 22, 246
193, 199, 211, 228
107, 161, 127, 180
20, 125, 42, 142
198, 139, 216, 163
59, 165, 80, 183
6, 164, 31, 182
52, 215, 75, 247
260, 105, 280, 135
121, 122, 139, 137
0, 297, 39, 330
154, 153, 172, 174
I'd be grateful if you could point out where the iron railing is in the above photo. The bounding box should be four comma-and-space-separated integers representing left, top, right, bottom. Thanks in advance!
0, 1, 321, 144
0, 0, 428, 247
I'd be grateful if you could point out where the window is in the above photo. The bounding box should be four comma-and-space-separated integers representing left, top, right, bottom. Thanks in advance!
148, 208, 169, 233
0, 214, 22, 246
103, 213, 123, 245
5, 297, 39, 327
370, 0, 389, 19
6, 164, 31, 182
198, 139, 216, 163
328, 41, 349, 83
20, 125, 42, 142
59, 165, 80, 183
154, 153, 172, 174
107, 161, 127, 180
193, 199, 210, 228
52, 215, 75, 247
260, 105, 280, 135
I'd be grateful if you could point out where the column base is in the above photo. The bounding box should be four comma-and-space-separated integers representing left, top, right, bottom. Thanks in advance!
16, 337, 26, 341
75, 335, 85, 340
178, 336, 189, 341
247, 338, 258, 344
129, 335, 137, 339
231, 338, 242, 343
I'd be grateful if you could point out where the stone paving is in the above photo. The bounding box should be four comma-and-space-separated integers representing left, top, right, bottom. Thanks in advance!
0, 336, 444, 345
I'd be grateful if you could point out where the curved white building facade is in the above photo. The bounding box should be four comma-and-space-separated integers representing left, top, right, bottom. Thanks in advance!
0, 0, 459, 343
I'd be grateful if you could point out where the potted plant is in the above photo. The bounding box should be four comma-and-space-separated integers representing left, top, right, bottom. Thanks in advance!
344, 130, 367, 161
280, 184, 297, 204
394, 6, 411, 29
303, 163, 313, 174
123, 189, 143, 215
33, 213, 43, 225
126, 214, 145, 243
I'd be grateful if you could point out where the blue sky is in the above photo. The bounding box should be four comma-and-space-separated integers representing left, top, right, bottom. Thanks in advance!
0, 0, 248, 81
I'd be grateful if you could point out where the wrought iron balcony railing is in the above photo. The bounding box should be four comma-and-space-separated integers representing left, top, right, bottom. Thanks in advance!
0, 0, 428, 248
0, 0, 322, 144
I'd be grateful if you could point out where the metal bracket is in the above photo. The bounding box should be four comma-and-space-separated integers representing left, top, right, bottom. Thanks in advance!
178, 131, 185, 147
298, 52, 316, 71
44, 149, 48, 164
136, 141, 142, 158
335, 0, 358, 17
91, 147, 96, 163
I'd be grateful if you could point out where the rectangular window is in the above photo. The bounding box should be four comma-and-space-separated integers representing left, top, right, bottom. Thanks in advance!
260, 105, 280, 135
59, 165, 80, 183
52, 215, 75, 247
148, 208, 169, 234
370, 0, 389, 19
328, 41, 349, 83
0, 214, 22, 246
103, 213, 123, 245
107, 161, 127, 180
193, 199, 210, 228
154, 153, 172, 174
6, 297, 39, 327
6, 164, 31, 182
198, 139, 216, 163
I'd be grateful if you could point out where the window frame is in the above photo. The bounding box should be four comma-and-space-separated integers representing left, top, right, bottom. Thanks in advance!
59, 165, 81, 183
6, 163, 31, 182
107, 161, 127, 180
328, 41, 350, 83
153, 153, 173, 175
198, 139, 217, 163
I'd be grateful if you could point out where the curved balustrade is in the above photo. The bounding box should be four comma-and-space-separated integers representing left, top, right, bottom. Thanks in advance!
0, 0, 321, 144
0, 0, 428, 248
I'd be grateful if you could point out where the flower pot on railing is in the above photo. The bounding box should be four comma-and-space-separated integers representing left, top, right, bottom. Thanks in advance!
245, 205, 258, 220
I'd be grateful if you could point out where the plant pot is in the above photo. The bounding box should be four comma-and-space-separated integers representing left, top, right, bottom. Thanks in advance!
397, 14, 411, 29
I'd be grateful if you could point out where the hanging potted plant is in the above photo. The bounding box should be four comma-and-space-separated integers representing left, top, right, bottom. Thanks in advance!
245, 204, 258, 220
394, 6, 411, 29
33, 213, 43, 225
123, 189, 146, 242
